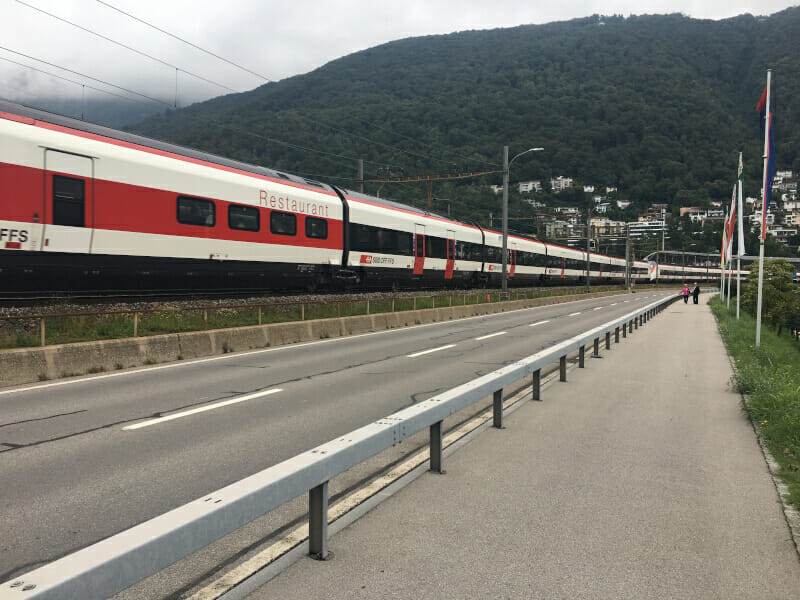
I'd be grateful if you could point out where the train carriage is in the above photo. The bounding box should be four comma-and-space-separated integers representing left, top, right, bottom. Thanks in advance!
0, 100, 344, 291
0, 99, 740, 294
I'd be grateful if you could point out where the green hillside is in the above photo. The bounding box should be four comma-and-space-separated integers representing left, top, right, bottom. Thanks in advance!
127, 10, 800, 244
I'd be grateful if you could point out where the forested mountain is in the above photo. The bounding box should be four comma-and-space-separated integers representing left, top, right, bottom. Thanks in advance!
126, 9, 800, 239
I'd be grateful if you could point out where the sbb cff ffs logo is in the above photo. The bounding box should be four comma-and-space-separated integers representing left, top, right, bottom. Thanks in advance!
1, 228, 29, 246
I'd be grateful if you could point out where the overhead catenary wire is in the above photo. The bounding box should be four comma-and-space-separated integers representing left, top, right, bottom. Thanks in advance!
0, 47, 403, 176
15, 0, 240, 96
94, 0, 498, 171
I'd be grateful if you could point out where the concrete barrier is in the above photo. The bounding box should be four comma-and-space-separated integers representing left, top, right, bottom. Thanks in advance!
0, 290, 627, 388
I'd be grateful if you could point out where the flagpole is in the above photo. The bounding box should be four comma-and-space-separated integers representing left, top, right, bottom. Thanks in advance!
755, 70, 771, 347
736, 152, 743, 319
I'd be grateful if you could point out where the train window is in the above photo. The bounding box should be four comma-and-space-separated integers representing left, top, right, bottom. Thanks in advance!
52, 175, 85, 227
177, 196, 215, 227
270, 211, 297, 236
306, 216, 328, 239
396, 232, 412, 255
228, 204, 260, 232
426, 236, 446, 259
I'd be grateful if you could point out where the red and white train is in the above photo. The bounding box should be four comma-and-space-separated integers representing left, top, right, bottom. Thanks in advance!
0, 100, 724, 292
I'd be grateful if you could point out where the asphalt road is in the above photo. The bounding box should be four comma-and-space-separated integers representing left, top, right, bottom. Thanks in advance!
0, 290, 674, 582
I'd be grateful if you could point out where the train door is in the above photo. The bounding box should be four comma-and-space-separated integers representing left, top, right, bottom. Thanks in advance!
42, 150, 94, 253
413, 224, 425, 275
509, 243, 517, 278
445, 230, 455, 279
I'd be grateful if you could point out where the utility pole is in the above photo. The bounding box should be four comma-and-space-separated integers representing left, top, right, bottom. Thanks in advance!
585, 203, 591, 292
358, 159, 364, 193
501, 146, 509, 294
625, 225, 631, 289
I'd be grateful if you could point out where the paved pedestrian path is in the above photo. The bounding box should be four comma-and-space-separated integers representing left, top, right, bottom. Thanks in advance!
249, 300, 800, 599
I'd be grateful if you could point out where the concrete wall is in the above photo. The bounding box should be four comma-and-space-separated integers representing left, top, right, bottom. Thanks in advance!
0, 291, 626, 389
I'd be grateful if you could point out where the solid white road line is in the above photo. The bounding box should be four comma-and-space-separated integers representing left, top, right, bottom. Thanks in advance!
611, 303, 618, 306
407, 344, 457, 358
474, 331, 507, 341
568, 312, 581, 316
593, 306, 603, 310
123, 388, 282, 431
529, 320, 551, 327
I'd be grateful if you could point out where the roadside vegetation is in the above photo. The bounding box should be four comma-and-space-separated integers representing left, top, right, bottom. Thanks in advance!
711, 259, 800, 508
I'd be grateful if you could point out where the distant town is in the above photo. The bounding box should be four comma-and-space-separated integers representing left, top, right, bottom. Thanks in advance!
490, 171, 799, 255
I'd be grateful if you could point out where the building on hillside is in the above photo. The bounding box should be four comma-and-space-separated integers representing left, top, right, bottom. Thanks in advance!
545, 220, 571, 239
767, 227, 798, 243
628, 219, 667, 238
594, 202, 611, 214
776, 170, 793, 180
784, 211, 800, 227
518, 180, 543, 194
553, 206, 579, 215
550, 176, 573, 193
784, 199, 800, 211
489, 185, 503, 195
749, 211, 775, 230
525, 198, 547, 208
583, 185, 595, 193
590, 217, 625, 236
606, 187, 618, 194
616, 200, 631, 209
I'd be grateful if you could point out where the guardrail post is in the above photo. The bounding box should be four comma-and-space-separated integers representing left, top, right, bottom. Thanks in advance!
532, 369, 541, 401
413, 297, 416, 311
623, 322, 627, 337
430, 421, 444, 473
559, 355, 567, 381
203, 310, 208, 329
301, 304, 305, 321
593, 337, 600, 358
578, 346, 585, 368
258, 306, 262, 326
493, 389, 504, 428
605, 331, 611, 350
615, 326, 620, 343
366, 300, 370, 315
309, 481, 329, 560
392, 298, 395, 312
432, 296, 435, 309
133, 312, 139, 337
40, 317, 46, 346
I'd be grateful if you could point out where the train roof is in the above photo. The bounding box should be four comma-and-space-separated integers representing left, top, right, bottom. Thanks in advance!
0, 99, 336, 195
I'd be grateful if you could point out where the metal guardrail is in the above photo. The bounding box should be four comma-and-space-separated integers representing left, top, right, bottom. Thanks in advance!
0, 293, 677, 599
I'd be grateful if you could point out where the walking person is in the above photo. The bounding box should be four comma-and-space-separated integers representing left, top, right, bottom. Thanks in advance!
681, 284, 690, 304
692, 282, 700, 304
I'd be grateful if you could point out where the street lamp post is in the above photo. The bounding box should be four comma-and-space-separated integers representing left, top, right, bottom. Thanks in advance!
502, 146, 544, 293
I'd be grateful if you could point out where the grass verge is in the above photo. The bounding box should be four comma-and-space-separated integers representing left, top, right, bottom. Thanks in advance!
710, 297, 800, 509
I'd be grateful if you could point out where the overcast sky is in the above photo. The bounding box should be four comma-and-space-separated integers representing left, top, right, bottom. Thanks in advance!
1, 0, 797, 109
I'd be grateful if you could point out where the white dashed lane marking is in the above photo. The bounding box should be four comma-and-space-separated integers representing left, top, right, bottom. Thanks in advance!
529, 320, 550, 327
568, 312, 581, 316
407, 344, 457, 358
475, 332, 507, 341
123, 388, 283, 431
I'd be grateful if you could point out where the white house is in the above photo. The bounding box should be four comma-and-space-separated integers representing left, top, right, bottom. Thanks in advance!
518, 180, 543, 194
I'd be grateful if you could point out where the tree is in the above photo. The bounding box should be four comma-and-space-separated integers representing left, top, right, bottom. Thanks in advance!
741, 259, 800, 335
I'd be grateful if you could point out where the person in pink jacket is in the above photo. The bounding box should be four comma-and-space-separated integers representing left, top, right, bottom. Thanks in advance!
681, 284, 690, 303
